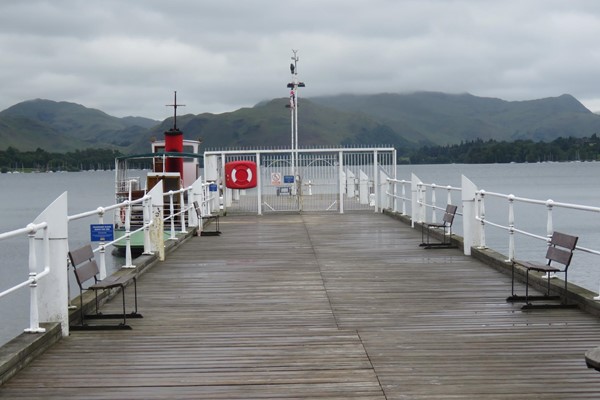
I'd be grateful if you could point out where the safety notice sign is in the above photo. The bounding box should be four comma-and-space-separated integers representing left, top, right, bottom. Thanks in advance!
271, 172, 282, 186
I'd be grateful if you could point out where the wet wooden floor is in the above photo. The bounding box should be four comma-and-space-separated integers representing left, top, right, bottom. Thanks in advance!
3, 212, 600, 399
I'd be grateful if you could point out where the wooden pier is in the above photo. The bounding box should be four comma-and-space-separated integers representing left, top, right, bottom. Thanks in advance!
2, 212, 600, 399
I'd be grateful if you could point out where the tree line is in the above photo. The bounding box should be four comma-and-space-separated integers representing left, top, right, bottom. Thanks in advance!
2, 134, 600, 172
0, 147, 123, 172
404, 134, 600, 164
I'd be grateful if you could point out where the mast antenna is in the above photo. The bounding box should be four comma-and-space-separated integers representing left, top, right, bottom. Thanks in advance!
166, 91, 185, 130
291, 49, 299, 74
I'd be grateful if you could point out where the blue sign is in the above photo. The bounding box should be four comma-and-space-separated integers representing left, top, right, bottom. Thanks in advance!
209, 183, 218, 192
283, 175, 294, 184
90, 224, 114, 242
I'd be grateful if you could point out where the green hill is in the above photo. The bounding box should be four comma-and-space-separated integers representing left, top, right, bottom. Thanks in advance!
0, 99, 159, 152
309, 92, 600, 145
131, 98, 413, 152
2, 93, 600, 154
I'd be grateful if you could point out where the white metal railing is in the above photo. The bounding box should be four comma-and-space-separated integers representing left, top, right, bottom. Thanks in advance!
386, 178, 410, 215
384, 173, 600, 300
474, 190, 600, 297
0, 175, 217, 341
386, 177, 462, 228
0, 222, 50, 333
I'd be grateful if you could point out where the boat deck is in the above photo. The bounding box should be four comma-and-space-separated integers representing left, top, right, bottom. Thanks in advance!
2, 212, 600, 399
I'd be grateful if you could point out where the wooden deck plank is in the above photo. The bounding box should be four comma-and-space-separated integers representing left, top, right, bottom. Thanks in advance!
3, 212, 600, 399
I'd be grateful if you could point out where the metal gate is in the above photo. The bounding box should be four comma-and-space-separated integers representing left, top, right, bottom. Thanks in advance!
203, 147, 396, 214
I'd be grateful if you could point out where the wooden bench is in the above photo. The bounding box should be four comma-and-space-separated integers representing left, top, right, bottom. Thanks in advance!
193, 201, 221, 236
68, 244, 142, 330
419, 204, 458, 249
506, 231, 578, 310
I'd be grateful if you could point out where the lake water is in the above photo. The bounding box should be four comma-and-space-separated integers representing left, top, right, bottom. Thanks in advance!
0, 170, 118, 346
1, 162, 600, 346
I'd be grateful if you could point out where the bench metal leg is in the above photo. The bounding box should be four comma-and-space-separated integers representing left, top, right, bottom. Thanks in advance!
419, 225, 456, 249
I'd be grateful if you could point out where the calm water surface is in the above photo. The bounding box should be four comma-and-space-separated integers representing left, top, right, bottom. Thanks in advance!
1, 163, 600, 346
0, 171, 117, 346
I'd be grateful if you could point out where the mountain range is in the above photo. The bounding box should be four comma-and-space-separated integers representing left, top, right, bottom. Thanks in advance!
1, 92, 600, 154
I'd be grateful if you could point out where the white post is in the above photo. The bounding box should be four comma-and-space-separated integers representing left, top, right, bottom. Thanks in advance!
143, 195, 153, 255
25, 227, 43, 333
373, 150, 379, 213
378, 169, 389, 211
148, 181, 165, 260
187, 187, 194, 228
179, 190, 186, 233
461, 175, 480, 256
507, 195, 515, 262
168, 191, 176, 240
431, 184, 437, 224
410, 173, 422, 228
338, 151, 344, 214
220, 153, 227, 213
256, 152, 262, 215
478, 190, 487, 249
543, 199, 556, 279
417, 183, 425, 223
33, 192, 69, 336
123, 200, 134, 268
96, 207, 107, 280
546, 199, 554, 238
392, 149, 397, 212
401, 181, 407, 215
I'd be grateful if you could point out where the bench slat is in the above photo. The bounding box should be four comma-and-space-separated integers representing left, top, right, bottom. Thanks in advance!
68, 244, 94, 266
73, 260, 100, 288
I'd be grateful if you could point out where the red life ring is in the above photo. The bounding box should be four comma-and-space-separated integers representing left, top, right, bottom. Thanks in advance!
225, 161, 257, 189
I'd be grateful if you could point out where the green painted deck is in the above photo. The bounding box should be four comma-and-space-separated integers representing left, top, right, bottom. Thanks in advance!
2, 212, 600, 399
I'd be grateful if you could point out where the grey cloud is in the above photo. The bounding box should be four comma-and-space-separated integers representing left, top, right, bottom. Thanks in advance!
2, 0, 600, 119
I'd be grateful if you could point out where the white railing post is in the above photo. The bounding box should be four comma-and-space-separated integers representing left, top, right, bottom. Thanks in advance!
143, 195, 153, 255
373, 150, 379, 213
256, 152, 262, 215
390, 180, 396, 212
431, 184, 437, 223
401, 180, 407, 215
169, 191, 176, 240
410, 173, 422, 227
507, 194, 515, 262
25, 225, 44, 333
446, 186, 452, 207
148, 181, 165, 260
417, 183, 425, 223
339, 150, 344, 214
34, 192, 69, 337
123, 200, 134, 268
180, 190, 186, 233
461, 175, 480, 256
96, 207, 107, 280
546, 199, 554, 238
543, 199, 556, 279
477, 190, 487, 249
187, 187, 195, 228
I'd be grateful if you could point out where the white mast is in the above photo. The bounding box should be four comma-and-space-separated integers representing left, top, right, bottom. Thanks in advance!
287, 49, 305, 186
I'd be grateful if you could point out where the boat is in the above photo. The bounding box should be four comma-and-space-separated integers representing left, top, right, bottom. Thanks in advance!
113, 92, 202, 255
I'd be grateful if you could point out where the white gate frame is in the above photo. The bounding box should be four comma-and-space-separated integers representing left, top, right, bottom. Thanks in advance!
204, 147, 396, 214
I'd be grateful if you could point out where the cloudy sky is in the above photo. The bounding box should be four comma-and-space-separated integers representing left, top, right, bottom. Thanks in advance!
2, 0, 600, 120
